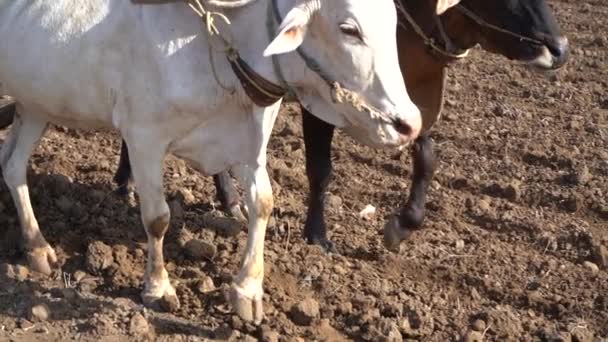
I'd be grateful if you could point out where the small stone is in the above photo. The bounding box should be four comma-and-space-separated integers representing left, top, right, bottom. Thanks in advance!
290, 297, 320, 326
184, 239, 217, 260
574, 166, 591, 185
339, 301, 353, 314
242, 335, 257, 342
261, 329, 280, 342
478, 199, 491, 212
455, 240, 465, 251
73, 270, 88, 282
359, 204, 376, 220
196, 276, 216, 294
178, 188, 196, 205
592, 244, 607, 269
0, 263, 15, 278
583, 261, 599, 275
327, 194, 343, 210
571, 327, 593, 342
471, 288, 481, 301
29, 304, 50, 322
377, 318, 402, 342
159, 294, 180, 313
333, 264, 347, 275
14, 264, 29, 281
85, 241, 114, 274
129, 313, 149, 336
463, 330, 484, 342
472, 319, 486, 332
18, 318, 35, 331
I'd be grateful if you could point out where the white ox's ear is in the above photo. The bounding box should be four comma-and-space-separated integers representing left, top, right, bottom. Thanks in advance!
263, 7, 311, 57
436, 0, 461, 15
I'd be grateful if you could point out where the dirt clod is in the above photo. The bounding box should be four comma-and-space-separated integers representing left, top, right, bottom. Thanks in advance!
14, 264, 29, 281
184, 239, 217, 260
29, 304, 50, 322
583, 261, 599, 275
463, 330, 484, 342
159, 294, 180, 313
196, 276, 216, 294
592, 244, 607, 269
472, 319, 486, 332
129, 313, 150, 336
85, 241, 114, 274
290, 298, 320, 326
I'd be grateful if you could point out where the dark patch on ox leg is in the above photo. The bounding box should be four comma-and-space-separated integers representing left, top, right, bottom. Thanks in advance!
213, 171, 241, 212
301, 107, 336, 252
113, 139, 133, 196
399, 134, 435, 232
148, 213, 170, 239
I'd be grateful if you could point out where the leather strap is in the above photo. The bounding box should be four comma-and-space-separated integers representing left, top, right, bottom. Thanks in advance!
227, 51, 286, 107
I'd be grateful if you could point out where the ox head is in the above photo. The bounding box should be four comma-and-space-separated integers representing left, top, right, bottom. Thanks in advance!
262, 0, 457, 148
440, 0, 568, 69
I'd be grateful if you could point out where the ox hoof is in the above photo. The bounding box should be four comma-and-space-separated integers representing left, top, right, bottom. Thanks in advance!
141, 284, 180, 312
26, 245, 58, 275
227, 204, 247, 222
307, 236, 337, 254
227, 286, 263, 325
383, 216, 413, 253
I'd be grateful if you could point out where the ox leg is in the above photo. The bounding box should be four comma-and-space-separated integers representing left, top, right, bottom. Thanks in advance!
227, 102, 280, 325
301, 107, 336, 252
213, 171, 247, 221
384, 134, 435, 252
113, 139, 132, 196
1, 114, 56, 275
125, 137, 178, 311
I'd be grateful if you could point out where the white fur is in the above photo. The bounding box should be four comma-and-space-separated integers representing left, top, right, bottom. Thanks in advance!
0, 0, 420, 321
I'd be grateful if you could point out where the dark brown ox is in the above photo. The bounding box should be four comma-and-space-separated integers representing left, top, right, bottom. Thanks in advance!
0, 0, 569, 252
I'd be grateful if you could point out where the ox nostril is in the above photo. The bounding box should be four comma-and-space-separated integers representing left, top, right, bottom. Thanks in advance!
393, 118, 412, 136
547, 36, 569, 59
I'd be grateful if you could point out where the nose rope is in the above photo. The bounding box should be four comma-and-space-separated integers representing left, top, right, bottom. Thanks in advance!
454, 4, 546, 46
268, 0, 396, 124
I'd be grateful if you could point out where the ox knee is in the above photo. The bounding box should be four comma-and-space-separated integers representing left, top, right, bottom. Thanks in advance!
147, 212, 170, 239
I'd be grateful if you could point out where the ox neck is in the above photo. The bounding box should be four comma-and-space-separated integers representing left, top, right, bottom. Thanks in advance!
267, 0, 333, 93
395, 1, 469, 63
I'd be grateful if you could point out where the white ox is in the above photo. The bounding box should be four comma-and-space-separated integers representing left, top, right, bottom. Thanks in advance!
0, 0, 455, 323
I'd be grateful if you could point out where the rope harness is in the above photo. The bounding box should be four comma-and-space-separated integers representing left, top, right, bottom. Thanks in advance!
186, 0, 397, 123
394, 1, 546, 62
188, 0, 286, 106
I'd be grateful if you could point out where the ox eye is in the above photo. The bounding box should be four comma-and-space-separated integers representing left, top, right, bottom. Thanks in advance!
339, 22, 362, 41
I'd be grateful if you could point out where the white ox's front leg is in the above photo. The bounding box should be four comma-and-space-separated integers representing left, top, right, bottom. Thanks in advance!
228, 101, 281, 324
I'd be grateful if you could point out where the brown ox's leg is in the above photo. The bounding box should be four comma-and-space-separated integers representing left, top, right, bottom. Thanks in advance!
0, 96, 16, 129
113, 139, 132, 196
213, 171, 247, 221
301, 107, 336, 252
384, 134, 435, 251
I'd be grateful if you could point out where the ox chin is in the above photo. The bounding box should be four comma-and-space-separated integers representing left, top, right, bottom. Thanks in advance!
525, 43, 569, 71
341, 124, 413, 149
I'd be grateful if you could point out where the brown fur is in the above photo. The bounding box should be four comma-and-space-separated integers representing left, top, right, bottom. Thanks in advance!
148, 213, 170, 239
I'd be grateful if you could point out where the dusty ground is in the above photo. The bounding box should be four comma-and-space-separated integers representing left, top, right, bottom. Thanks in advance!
1, 0, 607, 341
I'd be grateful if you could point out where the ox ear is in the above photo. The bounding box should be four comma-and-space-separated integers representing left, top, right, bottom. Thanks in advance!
436, 0, 461, 15
263, 7, 310, 57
